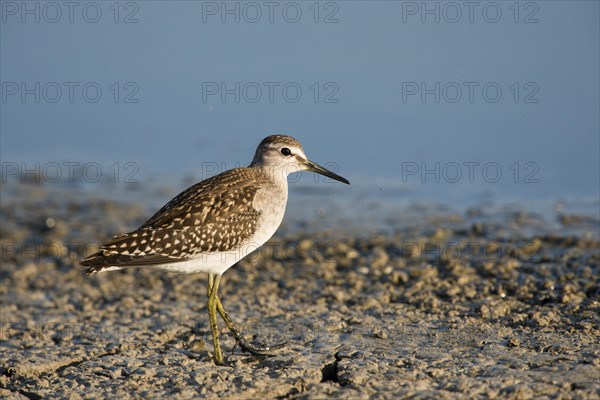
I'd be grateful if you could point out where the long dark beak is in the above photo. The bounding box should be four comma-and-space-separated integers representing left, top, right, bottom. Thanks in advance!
304, 160, 350, 185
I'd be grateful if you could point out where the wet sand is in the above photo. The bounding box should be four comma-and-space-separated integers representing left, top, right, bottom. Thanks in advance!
1, 183, 599, 399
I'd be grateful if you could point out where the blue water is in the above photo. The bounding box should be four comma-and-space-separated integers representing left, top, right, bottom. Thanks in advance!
2, 1, 599, 221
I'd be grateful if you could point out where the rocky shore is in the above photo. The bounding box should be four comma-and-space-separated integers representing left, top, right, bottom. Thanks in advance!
1, 182, 599, 399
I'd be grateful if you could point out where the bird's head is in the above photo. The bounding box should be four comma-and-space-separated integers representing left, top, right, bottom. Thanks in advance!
251, 135, 350, 185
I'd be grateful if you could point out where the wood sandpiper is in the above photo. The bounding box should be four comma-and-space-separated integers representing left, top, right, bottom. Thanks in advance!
80, 135, 350, 364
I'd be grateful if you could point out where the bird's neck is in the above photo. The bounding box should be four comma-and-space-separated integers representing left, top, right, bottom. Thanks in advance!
251, 163, 290, 191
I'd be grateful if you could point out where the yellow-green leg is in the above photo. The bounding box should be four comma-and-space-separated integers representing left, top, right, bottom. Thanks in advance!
207, 273, 224, 365
206, 273, 287, 363
214, 285, 287, 356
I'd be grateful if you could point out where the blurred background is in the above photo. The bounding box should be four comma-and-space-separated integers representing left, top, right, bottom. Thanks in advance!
2, 1, 599, 230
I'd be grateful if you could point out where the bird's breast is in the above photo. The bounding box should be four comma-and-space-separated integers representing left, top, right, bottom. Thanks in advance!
249, 186, 288, 249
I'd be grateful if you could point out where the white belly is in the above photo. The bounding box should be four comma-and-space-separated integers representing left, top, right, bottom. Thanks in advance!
152, 250, 261, 275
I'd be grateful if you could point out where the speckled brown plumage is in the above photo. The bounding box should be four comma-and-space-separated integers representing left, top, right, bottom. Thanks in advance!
81, 134, 349, 278
81, 168, 273, 274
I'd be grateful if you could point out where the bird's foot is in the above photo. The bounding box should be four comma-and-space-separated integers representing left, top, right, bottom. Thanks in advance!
233, 335, 288, 356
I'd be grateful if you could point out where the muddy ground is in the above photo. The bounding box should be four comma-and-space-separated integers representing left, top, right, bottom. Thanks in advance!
1, 183, 599, 399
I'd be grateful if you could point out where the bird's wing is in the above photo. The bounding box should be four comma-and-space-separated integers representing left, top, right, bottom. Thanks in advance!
81, 169, 268, 273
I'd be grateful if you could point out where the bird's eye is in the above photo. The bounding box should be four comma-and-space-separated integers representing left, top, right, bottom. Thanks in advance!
281, 148, 292, 156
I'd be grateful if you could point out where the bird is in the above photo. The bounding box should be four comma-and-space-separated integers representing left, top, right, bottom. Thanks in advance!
80, 135, 350, 364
